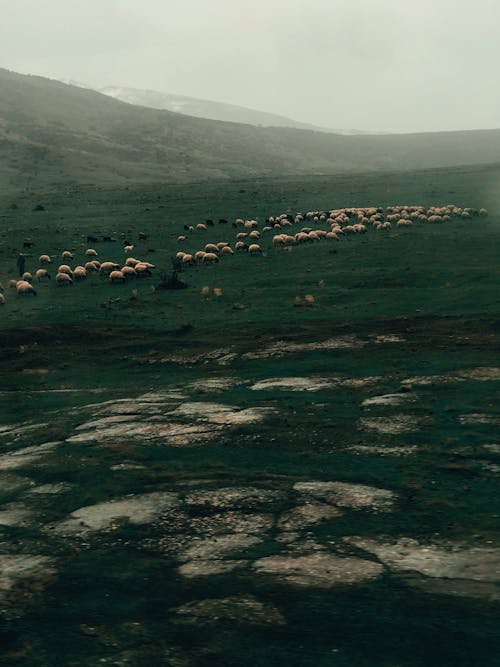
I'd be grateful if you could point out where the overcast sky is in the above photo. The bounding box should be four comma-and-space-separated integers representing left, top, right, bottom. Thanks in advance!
2, 0, 499, 133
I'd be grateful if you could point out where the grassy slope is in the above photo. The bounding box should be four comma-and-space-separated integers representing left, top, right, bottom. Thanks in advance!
2, 68, 500, 191
0, 164, 499, 334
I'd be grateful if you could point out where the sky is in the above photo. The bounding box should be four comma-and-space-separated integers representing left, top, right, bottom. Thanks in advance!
1, 0, 500, 133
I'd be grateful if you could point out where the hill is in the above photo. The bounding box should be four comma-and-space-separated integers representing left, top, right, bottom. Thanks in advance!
98, 84, 359, 134
1, 68, 500, 190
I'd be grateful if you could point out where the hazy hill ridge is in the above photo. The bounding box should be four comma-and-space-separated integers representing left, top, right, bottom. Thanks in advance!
1, 68, 500, 190
98, 85, 361, 134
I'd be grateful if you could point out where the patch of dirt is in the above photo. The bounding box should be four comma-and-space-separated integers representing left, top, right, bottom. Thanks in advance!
184, 487, 287, 511
347, 445, 418, 456
0, 503, 33, 527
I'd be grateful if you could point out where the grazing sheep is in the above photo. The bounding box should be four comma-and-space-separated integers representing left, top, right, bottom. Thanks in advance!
201, 285, 210, 296
58, 264, 72, 275
124, 245, 134, 253
125, 257, 139, 267
196, 223, 207, 231
35, 268, 51, 282
85, 249, 98, 257
134, 263, 152, 277
61, 250, 74, 260
21, 272, 33, 283
304, 294, 315, 305
8, 279, 17, 289
109, 270, 125, 284
99, 261, 120, 275
204, 243, 219, 253
236, 232, 248, 240
195, 250, 206, 261
177, 236, 187, 242
0, 293, 5, 305
16, 280, 37, 296
249, 230, 260, 240
221, 246, 234, 255
213, 288, 223, 297
176, 251, 186, 260
121, 266, 137, 279
235, 241, 247, 251
56, 273, 73, 286
182, 254, 195, 266
202, 252, 219, 264
85, 261, 99, 272
39, 254, 51, 265
73, 266, 87, 281
479, 208, 488, 216
248, 244, 262, 255
216, 242, 229, 250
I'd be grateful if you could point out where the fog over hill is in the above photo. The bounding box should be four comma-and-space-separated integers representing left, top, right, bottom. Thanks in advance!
1, 68, 500, 191
98, 85, 363, 135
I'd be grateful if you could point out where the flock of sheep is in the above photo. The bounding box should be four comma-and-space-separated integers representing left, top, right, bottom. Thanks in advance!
174, 203, 488, 264
0, 202, 488, 304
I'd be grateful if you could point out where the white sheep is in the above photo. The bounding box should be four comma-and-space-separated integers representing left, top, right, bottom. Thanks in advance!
61, 250, 74, 260
35, 268, 51, 281
58, 264, 73, 276
248, 244, 262, 255
204, 243, 219, 254
121, 266, 137, 279
16, 280, 37, 296
39, 254, 51, 265
99, 262, 120, 275
221, 246, 234, 255
85, 249, 98, 257
56, 272, 73, 286
73, 266, 87, 281
202, 252, 219, 264
21, 272, 33, 283
109, 270, 125, 284
125, 257, 139, 267
124, 245, 134, 253
0, 293, 5, 305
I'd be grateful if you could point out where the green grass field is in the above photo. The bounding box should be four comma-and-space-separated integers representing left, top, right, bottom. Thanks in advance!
0, 165, 499, 666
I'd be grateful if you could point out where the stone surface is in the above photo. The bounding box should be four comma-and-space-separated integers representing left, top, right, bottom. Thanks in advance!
253, 552, 383, 588
359, 414, 429, 434
293, 481, 395, 512
277, 503, 341, 531
173, 595, 286, 626
346, 537, 500, 582
53, 492, 180, 535
251, 377, 338, 391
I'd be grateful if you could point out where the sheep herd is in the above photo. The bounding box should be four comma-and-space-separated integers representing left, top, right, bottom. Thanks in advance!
0, 245, 156, 301
0, 202, 489, 306
174, 203, 488, 265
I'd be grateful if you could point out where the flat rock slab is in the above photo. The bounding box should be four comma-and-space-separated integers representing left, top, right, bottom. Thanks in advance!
173, 595, 286, 626
53, 492, 180, 536
242, 336, 366, 359
188, 511, 274, 537
0, 442, 60, 471
169, 402, 273, 426
362, 393, 413, 407
346, 537, 500, 583
253, 552, 383, 588
178, 559, 246, 578
187, 378, 243, 392
277, 503, 341, 531
459, 413, 500, 426
180, 533, 262, 562
359, 414, 429, 434
185, 486, 286, 511
251, 377, 338, 391
293, 481, 395, 512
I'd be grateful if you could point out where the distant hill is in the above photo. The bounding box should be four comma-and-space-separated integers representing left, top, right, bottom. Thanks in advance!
98, 85, 361, 135
1, 68, 500, 191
